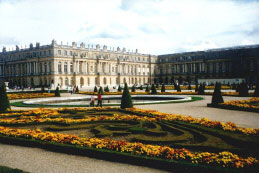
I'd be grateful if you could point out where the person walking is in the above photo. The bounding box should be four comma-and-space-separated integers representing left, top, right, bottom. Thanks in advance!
97, 92, 102, 107
90, 95, 95, 107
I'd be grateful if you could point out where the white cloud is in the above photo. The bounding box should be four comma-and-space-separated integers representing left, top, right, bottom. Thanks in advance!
0, 0, 259, 54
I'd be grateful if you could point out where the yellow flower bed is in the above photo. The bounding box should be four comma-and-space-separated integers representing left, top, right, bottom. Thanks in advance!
220, 98, 259, 110
7, 93, 54, 100
0, 126, 258, 169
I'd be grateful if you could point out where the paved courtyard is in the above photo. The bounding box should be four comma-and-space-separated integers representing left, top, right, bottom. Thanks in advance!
1, 94, 258, 172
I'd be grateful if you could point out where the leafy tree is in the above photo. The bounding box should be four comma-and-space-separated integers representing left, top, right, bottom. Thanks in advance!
161, 84, 165, 92
55, 87, 60, 97
211, 82, 224, 105
94, 86, 98, 92
120, 83, 133, 109
118, 85, 122, 92
151, 84, 157, 94
0, 84, 10, 112
254, 83, 259, 97
98, 86, 104, 95
145, 85, 150, 92
131, 85, 136, 92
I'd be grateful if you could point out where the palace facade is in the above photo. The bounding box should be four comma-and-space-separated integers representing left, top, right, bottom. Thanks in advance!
0, 40, 157, 89
0, 40, 259, 89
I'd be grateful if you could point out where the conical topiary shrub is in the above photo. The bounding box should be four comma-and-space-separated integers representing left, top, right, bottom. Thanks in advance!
254, 83, 259, 97
211, 82, 224, 106
55, 87, 60, 97
0, 84, 10, 112
156, 83, 159, 88
131, 85, 136, 92
151, 84, 157, 94
41, 86, 45, 93
188, 84, 192, 90
118, 85, 122, 92
161, 84, 165, 92
120, 83, 133, 109
239, 82, 249, 97
177, 84, 181, 92
75, 86, 79, 93
104, 86, 109, 92
145, 85, 150, 93
98, 86, 104, 95
139, 85, 143, 90
195, 83, 199, 92
94, 86, 98, 92
198, 83, 205, 95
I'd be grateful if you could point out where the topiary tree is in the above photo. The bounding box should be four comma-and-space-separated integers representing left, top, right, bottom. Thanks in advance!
161, 84, 165, 92
195, 83, 199, 92
118, 85, 122, 92
41, 86, 45, 93
145, 85, 150, 93
104, 86, 110, 92
139, 85, 143, 90
55, 87, 60, 97
254, 83, 259, 97
188, 83, 192, 90
98, 86, 104, 95
94, 86, 98, 92
120, 83, 133, 109
151, 84, 157, 94
156, 83, 159, 88
131, 85, 136, 92
239, 82, 249, 97
0, 84, 10, 112
177, 84, 181, 92
198, 83, 205, 95
75, 86, 79, 93
211, 82, 224, 106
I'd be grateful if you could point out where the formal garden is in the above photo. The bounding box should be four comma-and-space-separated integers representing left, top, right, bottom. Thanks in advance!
0, 83, 259, 172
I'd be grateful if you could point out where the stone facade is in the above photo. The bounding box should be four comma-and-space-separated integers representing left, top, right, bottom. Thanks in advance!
0, 40, 157, 89
1, 40, 259, 89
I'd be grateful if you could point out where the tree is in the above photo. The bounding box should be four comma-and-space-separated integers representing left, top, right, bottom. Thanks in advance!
120, 83, 133, 109
75, 86, 79, 93
104, 86, 110, 92
161, 84, 165, 92
55, 87, 60, 97
41, 86, 45, 93
151, 84, 157, 94
94, 86, 98, 92
254, 83, 259, 97
177, 84, 181, 92
0, 84, 10, 112
156, 83, 159, 88
131, 85, 136, 92
239, 82, 249, 97
139, 85, 143, 90
98, 86, 104, 95
195, 83, 199, 92
198, 83, 205, 95
118, 85, 122, 92
188, 83, 192, 90
145, 85, 150, 92
211, 82, 224, 106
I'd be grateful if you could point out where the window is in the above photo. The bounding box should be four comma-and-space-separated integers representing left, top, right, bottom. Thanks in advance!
44, 62, 47, 73
49, 62, 51, 73
58, 62, 62, 73
70, 62, 73, 73
70, 51, 73, 56
58, 50, 61, 55
64, 62, 67, 73
64, 50, 67, 56
48, 50, 51, 55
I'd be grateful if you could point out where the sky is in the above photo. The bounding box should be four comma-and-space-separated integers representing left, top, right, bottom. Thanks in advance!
0, 0, 259, 55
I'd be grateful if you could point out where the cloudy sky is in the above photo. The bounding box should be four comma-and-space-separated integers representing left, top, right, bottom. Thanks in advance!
0, 0, 259, 55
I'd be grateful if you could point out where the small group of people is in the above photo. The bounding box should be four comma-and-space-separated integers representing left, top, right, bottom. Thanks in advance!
90, 92, 102, 107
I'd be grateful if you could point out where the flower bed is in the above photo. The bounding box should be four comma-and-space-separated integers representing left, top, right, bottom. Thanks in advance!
217, 98, 259, 113
0, 107, 258, 171
7, 93, 54, 100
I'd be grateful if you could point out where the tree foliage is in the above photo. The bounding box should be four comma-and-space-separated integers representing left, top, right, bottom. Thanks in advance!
151, 84, 157, 94
55, 87, 61, 97
211, 82, 224, 105
120, 83, 133, 109
0, 84, 10, 112
161, 84, 165, 92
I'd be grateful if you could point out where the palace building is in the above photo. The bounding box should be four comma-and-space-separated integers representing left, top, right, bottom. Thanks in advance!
0, 40, 259, 89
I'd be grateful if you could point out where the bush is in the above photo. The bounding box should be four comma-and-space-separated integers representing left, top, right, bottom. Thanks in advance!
145, 85, 150, 93
131, 85, 136, 92
198, 84, 205, 95
211, 82, 224, 105
195, 83, 199, 92
98, 86, 104, 95
188, 84, 191, 90
0, 84, 10, 112
254, 83, 259, 97
120, 83, 133, 109
75, 86, 79, 93
161, 84, 165, 92
156, 83, 159, 88
151, 84, 157, 94
176, 84, 181, 92
104, 86, 110, 92
118, 85, 122, 92
41, 86, 45, 93
55, 87, 61, 97
239, 82, 249, 97
94, 86, 98, 92
139, 85, 143, 90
